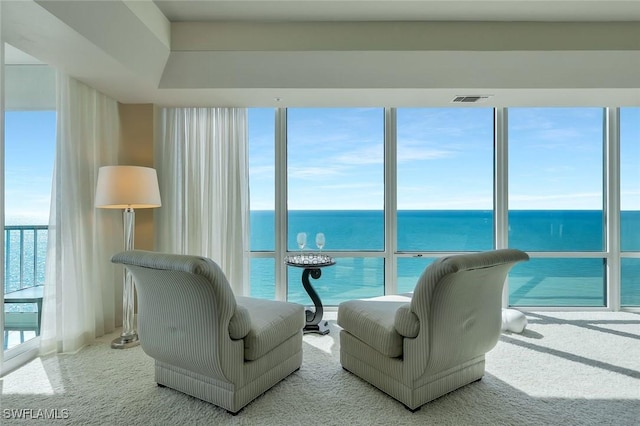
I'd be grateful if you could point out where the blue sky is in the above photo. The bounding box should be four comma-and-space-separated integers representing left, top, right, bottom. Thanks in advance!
3, 107, 638, 225
620, 107, 640, 210
250, 107, 640, 211
509, 107, 605, 210
4, 110, 55, 225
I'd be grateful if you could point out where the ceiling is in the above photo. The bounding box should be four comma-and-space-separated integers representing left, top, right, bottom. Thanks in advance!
153, 0, 640, 22
2, 0, 640, 107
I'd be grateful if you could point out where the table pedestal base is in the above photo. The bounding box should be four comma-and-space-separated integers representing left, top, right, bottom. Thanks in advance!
284, 254, 336, 337
304, 317, 330, 335
301, 268, 330, 335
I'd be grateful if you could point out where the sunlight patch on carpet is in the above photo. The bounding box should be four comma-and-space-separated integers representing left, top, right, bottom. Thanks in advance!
487, 312, 640, 401
2, 358, 57, 395
303, 333, 336, 354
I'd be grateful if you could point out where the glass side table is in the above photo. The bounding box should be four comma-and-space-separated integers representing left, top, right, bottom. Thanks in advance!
284, 253, 335, 335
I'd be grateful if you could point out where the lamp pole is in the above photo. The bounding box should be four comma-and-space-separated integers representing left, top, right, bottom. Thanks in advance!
111, 207, 139, 349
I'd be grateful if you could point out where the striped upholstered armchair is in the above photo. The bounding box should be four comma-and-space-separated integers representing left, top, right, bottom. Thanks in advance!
112, 250, 305, 414
337, 249, 529, 411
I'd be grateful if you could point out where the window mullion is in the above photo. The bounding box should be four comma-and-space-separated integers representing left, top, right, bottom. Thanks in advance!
605, 107, 621, 310
275, 107, 288, 301
385, 107, 397, 295
495, 108, 509, 307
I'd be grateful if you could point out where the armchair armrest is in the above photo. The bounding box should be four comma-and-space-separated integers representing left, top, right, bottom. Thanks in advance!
229, 304, 251, 340
394, 304, 419, 338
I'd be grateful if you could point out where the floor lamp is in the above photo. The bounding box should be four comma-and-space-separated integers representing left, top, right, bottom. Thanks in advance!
95, 165, 161, 349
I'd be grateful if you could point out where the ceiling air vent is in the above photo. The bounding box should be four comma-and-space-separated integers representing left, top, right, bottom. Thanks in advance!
451, 95, 492, 103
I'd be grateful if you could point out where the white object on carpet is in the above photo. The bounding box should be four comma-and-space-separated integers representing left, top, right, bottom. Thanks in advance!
501, 308, 528, 333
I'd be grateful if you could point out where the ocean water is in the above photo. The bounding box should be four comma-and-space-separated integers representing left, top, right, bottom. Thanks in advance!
250, 210, 640, 307
3, 211, 639, 309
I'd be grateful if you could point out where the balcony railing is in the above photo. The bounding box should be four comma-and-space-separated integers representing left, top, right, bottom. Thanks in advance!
4, 225, 48, 295
4, 225, 47, 347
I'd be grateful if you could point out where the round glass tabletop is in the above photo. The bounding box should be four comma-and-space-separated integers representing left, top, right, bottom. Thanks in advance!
284, 253, 335, 268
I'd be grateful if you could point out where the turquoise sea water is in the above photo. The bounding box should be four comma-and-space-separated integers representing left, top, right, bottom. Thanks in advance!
3, 211, 639, 308
250, 210, 640, 307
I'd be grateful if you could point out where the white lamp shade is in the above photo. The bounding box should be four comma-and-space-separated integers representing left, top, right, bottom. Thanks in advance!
95, 165, 161, 209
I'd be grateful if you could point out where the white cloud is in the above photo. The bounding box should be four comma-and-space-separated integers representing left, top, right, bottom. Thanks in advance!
333, 145, 383, 165
397, 143, 456, 163
316, 182, 381, 191
621, 190, 640, 210
509, 192, 602, 209
249, 165, 274, 178
398, 196, 493, 210
288, 166, 344, 180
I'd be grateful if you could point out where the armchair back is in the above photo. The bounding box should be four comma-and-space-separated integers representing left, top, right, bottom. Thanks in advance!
111, 250, 240, 380
406, 249, 529, 375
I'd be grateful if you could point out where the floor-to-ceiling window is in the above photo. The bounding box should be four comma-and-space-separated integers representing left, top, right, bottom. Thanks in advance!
248, 108, 276, 299
507, 108, 605, 307
286, 108, 385, 304
2, 45, 55, 354
395, 108, 494, 293
620, 107, 640, 307
248, 106, 633, 311
3, 111, 53, 350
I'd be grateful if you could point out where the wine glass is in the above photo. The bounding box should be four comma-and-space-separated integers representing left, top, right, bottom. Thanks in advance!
296, 232, 307, 251
315, 233, 325, 251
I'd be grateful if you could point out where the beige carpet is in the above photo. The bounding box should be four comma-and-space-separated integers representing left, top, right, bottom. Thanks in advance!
1, 311, 639, 425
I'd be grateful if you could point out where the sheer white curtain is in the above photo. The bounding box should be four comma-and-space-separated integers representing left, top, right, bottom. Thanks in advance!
40, 74, 122, 354
156, 108, 249, 295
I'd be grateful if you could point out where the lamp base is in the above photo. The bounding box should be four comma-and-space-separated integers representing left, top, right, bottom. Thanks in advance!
111, 333, 140, 349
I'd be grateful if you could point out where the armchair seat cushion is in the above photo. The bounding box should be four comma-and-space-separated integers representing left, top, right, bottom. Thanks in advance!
338, 295, 412, 358
236, 296, 305, 361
